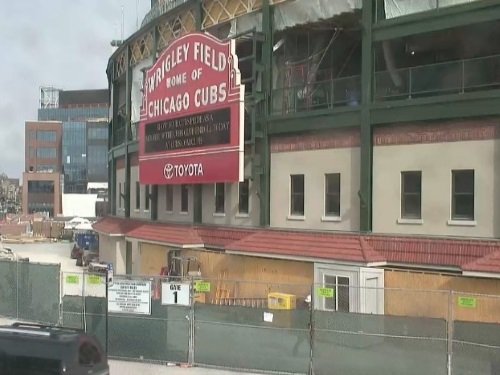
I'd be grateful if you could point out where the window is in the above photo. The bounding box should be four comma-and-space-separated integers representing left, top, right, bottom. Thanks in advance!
181, 184, 189, 212
135, 181, 140, 210
323, 275, 350, 312
238, 179, 249, 214
36, 164, 56, 172
165, 185, 173, 212
401, 171, 422, 219
118, 182, 122, 209
36, 147, 57, 159
214, 183, 225, 214
452, 170, 474, 220
27, 180, 54, 193
145, 184, 150, 210
88, 127, 108, 140
37, 130, 57, 142
325, 173, 340, 217
290, 174, 304, 216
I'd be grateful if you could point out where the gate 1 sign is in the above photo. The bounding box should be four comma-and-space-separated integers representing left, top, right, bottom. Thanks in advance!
139, 32, 245, 185
161, 282, 190, 306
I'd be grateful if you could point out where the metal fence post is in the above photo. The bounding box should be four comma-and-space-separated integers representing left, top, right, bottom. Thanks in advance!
408, 67, 413, 99
189, 276, 195, 365
83, 271, 88, 333
309, 284, 314, 375
105, 269, 109, 354
15, 260, 19, 320
461, 59, 465, 93
330, 80, 335, 108
59, 270, 63, 326
447, 290, 454, 375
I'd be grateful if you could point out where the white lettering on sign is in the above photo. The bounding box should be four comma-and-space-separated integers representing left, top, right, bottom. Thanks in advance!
194, 83, 227, 108
145, 41, 228, 94
164, 163, 204, 180
148, 93, 190, 117
108, 280, 151, 315
162, 282, 190, 306
193, 41, 227, 71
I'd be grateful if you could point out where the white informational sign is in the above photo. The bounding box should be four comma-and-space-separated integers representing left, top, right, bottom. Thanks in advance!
161, 282, 190, 306
108, 279, 151, 315
263, 312, 274, 323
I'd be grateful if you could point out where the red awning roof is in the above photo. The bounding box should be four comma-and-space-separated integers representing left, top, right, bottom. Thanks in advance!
92, 216, 142, 236
226, 230, 385, 264
93, 216, 500, 274
462, 250, 500, 274
127, 222, 203, 248
196, 226, 255, 248
368, 236, 499, 269
93, 217, 202, 247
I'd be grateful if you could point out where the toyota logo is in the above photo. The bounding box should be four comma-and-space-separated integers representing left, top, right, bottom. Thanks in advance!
164, 164, 174, 179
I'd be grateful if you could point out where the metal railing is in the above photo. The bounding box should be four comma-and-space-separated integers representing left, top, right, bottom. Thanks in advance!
271, 75, 361, 115
271, 54, 500, 115
375, 54, 500, 100
112, 125, 126, 147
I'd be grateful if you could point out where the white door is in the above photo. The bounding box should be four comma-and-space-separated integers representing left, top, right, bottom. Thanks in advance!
360, 268, 384, 314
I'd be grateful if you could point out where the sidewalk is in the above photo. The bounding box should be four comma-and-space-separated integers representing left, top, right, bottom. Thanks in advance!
110, 360, 265, 375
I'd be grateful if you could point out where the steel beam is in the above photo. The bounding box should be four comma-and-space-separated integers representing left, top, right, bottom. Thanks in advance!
373, 0, 500, 41
360, 0, 374, 232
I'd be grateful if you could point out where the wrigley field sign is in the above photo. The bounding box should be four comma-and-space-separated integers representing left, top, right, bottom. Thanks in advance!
139, 32, 244, 184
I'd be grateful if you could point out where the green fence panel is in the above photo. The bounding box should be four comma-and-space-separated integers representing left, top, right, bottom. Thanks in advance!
194, 304, 310, 374
452, 321, 500, 375
61, 296, 84, 329
108, 300, 189, 363
84, 297, 107, 348
313, 312, 447, 375
17, 262, 60, 324
0, 260, 17, 318
61, 296, 107, 347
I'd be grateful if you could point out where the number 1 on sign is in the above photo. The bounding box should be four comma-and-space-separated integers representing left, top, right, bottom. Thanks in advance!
161, 282, 189, 306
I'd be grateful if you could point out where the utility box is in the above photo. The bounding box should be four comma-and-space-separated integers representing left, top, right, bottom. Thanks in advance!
268, 292, 296, 310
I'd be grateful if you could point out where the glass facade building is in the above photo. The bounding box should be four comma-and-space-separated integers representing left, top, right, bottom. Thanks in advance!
87, 122, 109, 182
37, 100, 109, 194
63, 122, 87, 193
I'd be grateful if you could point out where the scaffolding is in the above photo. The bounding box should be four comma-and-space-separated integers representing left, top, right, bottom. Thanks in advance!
40, 86, 61, 109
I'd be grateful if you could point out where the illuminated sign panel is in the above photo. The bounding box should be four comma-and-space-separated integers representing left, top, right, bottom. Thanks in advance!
139, 32, 244, 184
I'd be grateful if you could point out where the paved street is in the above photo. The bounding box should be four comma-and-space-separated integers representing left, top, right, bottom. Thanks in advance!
110, 360, 264, 375
5, 241, 80, 272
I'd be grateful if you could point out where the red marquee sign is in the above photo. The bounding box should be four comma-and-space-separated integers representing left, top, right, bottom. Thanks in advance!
139, 32, 244, 184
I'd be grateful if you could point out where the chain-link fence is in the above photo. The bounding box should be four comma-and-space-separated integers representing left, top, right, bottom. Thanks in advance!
313, 287, 449, 375
451, 292, 500, 375
2, 266, 500, 374
60, 272, 191, 364
0, 259, 60, 324
193, 279, 312, 373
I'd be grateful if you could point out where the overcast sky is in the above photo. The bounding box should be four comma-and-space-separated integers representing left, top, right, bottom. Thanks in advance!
0, 0, 151, 179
